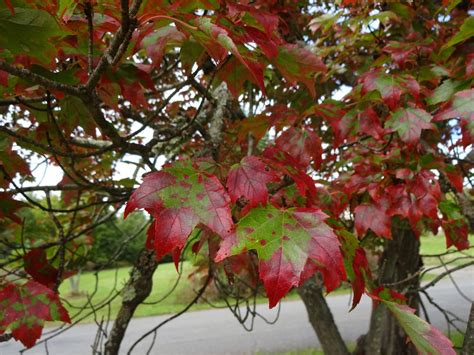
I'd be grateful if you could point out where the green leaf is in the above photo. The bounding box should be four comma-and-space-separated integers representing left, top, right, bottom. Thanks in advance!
367, 11, 399, 25
117, 178, 137, 188
444, 0, 462, 13
0, 7, 63, 63
438, 199, 463, 220
30, 65, 79, 85
58, 96, 95, 136
426, 80, 465, 106
388, 3, 412, 19
443, 16, 474, 49
309, 12, 341, 33
58, 0, 78, 21
180, 39, 204, 73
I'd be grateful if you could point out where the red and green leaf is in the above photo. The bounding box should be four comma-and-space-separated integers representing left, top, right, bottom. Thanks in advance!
0, 193, 28, 224
275, 127, 323, 170
226, 156, 279, 212
272, 44, 327, 97
263, 146, 318, 199
354, 200, 392, 239
386, 108, 433, 145
193, 17, 265, 92
442, 218, 469, 251
383, 301, 455, 355
125, 160, 234, 264
141, 26, 187, 68
339, 230, 370, 309
24, 248, 75, 289
434, 89, 474, 143
0, 5, 64, 64
216, 205, 346, 308
0, 281, 70, 348
360, 70, 403, 109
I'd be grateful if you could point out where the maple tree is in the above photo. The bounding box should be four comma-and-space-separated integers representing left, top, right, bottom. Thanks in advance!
0, 0, 473, 354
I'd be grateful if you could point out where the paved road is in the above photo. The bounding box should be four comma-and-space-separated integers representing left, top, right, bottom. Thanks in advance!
1, 269, 473, 355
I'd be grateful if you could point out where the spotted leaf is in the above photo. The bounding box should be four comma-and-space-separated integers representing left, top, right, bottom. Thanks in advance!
125, 160, 234, 264
226, 156, 279, 212
216, 205, 346, 308
0, 281, 70, 348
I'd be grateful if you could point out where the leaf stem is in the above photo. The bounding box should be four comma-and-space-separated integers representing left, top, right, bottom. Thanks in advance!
139, 15, 198, 31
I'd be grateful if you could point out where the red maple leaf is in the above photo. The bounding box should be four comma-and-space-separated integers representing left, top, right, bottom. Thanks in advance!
354, 201, 392, 239
275, 127, 323, 169
24, 249, 75, 289
226, 156, 280, 212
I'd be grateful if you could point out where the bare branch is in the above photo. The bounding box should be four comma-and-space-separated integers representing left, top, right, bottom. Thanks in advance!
420, 261, 474, 291
0, 333, 12, 343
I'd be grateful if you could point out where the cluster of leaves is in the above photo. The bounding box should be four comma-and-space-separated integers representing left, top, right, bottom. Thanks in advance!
0, 0, 472, 352
124, 2, 472, 353
0, 249, 71, 347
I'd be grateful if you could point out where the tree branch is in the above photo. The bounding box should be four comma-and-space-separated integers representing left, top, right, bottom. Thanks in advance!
79, 92, 148, 156
0, 62, 81, 96
85, 0, 143, 91
84, 1, 94, 76
0, 333, 12, 343
0, 96, 45, 106
420, 261, 474, 291
104, 249, 158, 355
462, 302, 474, 355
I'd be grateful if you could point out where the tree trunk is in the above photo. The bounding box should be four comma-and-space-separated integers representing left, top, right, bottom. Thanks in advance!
356, 219, 422, 355
297, 276, 349, 355
69, 270, 81, 296
457, 192, 474, 232
104, 248, 158, 355
462, 302, 474, 355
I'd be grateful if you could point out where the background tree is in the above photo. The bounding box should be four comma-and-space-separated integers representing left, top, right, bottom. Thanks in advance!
0, 0, 472, 354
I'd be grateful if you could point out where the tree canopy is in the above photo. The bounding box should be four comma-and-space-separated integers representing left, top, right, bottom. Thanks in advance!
0, 0, 472, 353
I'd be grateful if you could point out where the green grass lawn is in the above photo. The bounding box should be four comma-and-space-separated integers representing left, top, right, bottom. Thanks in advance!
420, 233, 474, 266
59, 233, 472, 323
59, 261, 217, 323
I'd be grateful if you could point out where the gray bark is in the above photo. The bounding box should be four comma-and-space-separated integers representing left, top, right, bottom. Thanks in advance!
103, 249, 157, 355
461, 302, 474, 355
297, 276, 349, 355
357, 219, 421, 355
